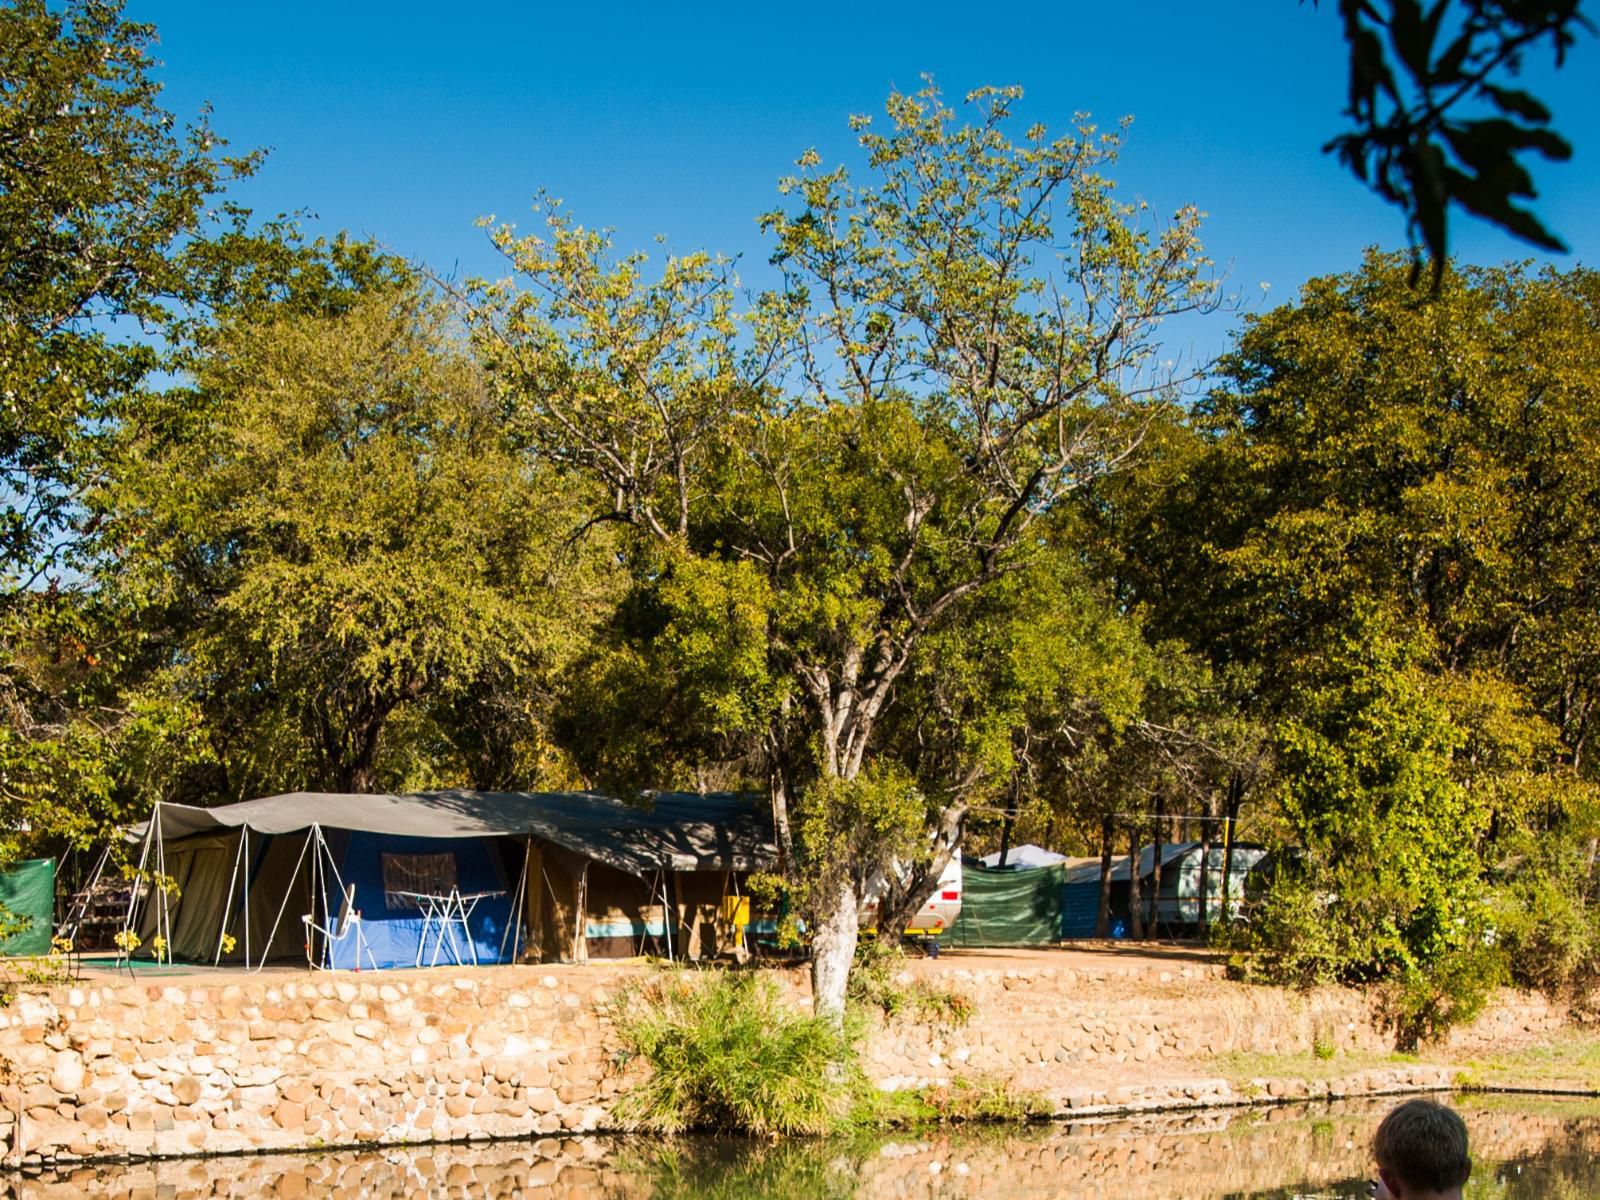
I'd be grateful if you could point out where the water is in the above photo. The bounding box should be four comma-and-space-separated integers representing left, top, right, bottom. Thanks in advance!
5, 1095, 1599, 1198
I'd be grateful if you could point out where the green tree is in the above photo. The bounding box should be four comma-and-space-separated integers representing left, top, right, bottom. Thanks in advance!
0, 0, 258, 587
0, 0, 269, 865
478, 82, 1216, 1017
1187, 254, 1600, 1034
104, 285, 611, 798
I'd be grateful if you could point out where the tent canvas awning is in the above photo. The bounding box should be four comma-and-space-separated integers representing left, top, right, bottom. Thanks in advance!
129, 790, 777, 878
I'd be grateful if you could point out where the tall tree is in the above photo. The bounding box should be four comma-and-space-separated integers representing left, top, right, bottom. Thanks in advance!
477, 82, 1216, 1017
1, 0, 262, 862
0, 0, 257, 589
105, 286, 611, 798
1187, 254, 1600, 1037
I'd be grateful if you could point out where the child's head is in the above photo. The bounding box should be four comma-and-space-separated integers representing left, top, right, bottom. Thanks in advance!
1373, 1100, 1471, 1195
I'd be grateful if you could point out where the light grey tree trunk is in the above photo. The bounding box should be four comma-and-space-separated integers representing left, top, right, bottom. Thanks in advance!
810, 875, 859, 1023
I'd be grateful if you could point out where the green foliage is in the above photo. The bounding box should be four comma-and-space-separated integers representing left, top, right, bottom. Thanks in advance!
846, 940, 974, 1026
100, 285, 611, 798
610, 970, 858, 1135
855, 1074, 1050, 1126
1323, 0, 1586, 278
1194, 255, 1600, 1036
479, 79, 1215, 1013
0, 0, 260, 584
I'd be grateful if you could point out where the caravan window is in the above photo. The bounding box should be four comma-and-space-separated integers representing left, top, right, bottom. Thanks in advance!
382, 852, 459, 909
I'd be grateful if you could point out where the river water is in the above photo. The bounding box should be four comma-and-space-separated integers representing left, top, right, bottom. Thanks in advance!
4, 1094, 1598, 1198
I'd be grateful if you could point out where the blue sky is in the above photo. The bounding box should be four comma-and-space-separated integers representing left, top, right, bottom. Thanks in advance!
131, 1, 1596, 364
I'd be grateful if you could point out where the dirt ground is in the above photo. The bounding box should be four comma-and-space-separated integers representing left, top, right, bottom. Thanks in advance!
915, 942, 1223, 972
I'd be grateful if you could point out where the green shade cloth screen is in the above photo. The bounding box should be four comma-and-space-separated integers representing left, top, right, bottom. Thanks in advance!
944, 863, 1066, 948
0, 857, 56, 956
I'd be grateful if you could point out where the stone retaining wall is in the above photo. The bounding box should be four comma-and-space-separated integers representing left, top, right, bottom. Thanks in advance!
0, 958, 1574, 1165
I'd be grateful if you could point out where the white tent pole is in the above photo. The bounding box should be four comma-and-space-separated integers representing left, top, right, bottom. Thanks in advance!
120, 809, 156, 961
499, 840, 529, 964
310, 825, 326, 966
255, 828, 313, 973
242, 826, 251, 970
214, 828, 247, 966
154, 805, 171, 965
62, 842, 112, 944
661, 868, 674, 962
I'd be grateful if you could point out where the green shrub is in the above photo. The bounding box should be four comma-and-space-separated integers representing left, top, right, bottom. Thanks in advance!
610, 969, 857, 1136
847, 940, 973, 1026
1491, 844, 1600, 1003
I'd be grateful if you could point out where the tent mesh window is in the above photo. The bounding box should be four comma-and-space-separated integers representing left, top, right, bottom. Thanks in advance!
382, 853, 459, 910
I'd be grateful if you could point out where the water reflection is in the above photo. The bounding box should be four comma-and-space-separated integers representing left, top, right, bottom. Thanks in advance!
5, 1095, 1599, 1198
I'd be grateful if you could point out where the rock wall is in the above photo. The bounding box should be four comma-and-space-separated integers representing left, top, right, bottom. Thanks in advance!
0, 958, 1574, 1166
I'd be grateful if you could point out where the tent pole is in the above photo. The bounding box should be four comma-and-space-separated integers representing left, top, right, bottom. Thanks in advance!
314, 825, 354, 968
61, 842, 111, 946
214, 828, 247, 966
255, 828, 313, 974
500, 839, 529, 965
573, 860, 589, 964
540, 864, 561, 963
242, 826, 251, 970
309, 825, 325, 970
661, 869, 674, 962
154, 805, 171, 965
121, 808, 155, 970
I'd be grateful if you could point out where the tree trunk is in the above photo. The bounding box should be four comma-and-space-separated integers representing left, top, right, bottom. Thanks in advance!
769, 765, 795, 870
996, 781, 1018, 869
810, 875, 859, 1024
873, 815, 964, 951
1094, 815, 1114, 938
1197, 807, 1213, 937
1128, 829, 1144, 941
1147, 795, 1164, 940
1220, 773, 1242, 923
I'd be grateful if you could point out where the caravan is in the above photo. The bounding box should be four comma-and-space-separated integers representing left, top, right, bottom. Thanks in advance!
860, 853, 963, 944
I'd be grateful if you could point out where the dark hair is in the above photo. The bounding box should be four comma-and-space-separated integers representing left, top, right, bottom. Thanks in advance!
1374, 1099, 1471, 1191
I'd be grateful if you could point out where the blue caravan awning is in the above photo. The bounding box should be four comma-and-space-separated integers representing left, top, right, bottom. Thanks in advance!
131, 790, 777, 877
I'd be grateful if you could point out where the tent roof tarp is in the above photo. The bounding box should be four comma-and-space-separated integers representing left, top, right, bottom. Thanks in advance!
978, 844, 1067, 870
132, 790, 776, 877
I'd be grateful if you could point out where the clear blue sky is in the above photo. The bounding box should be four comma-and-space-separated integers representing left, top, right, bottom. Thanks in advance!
131, 1, 1597, 365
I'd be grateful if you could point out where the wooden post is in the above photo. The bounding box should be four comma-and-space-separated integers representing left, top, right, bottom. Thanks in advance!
1094, 814, 1114, 938
1128, 828, 1144, 941
1220, 773, 1242, 924
1147, 796, 1165, 939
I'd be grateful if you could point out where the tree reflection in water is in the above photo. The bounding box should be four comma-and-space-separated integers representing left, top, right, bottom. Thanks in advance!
8, 1096, 1600, 1199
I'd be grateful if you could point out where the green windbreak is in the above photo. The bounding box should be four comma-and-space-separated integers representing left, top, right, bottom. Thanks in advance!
0, 857, 56, 956
944, 864, 1065, 948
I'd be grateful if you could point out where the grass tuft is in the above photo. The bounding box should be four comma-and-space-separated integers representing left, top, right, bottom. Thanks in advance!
610, 969, 857, 1136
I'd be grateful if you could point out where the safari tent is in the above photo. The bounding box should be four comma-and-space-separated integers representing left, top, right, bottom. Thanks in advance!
94, 789, 776, 970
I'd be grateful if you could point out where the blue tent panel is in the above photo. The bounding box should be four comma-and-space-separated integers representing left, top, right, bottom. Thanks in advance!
1059, 878, 1101, 939
325, 832, 515, 969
